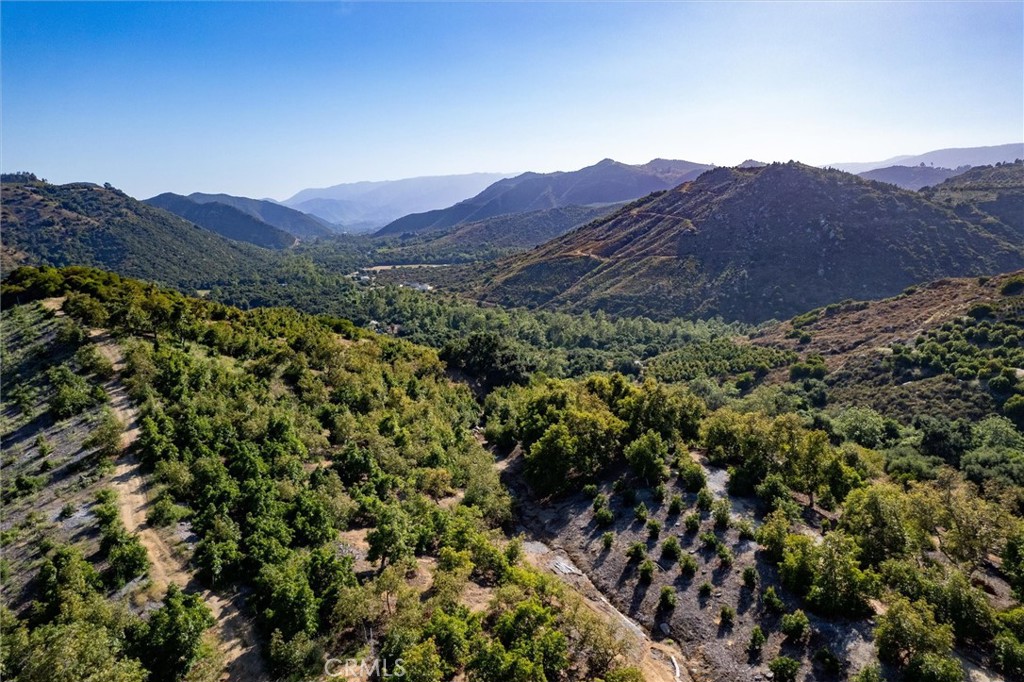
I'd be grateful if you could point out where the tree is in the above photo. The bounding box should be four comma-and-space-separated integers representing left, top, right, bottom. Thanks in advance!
807, 531, 873, 617
18, 621, 147, 682
624, 430, 669, 484
875, 597, 954, 667
367, 503, 413, 569
142, 585, 215, 682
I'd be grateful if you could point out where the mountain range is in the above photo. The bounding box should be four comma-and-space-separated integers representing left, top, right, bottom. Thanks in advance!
474, 161, 1024, 322
376, 158, 713, 237
187, 192, 336, 239
282, 172, 513, 232
145, 193, 299, 249
832, 142, 1023, 174
856, 165, 966, 190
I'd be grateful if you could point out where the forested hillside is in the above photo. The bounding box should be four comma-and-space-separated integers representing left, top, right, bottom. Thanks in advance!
1, 175, 276, 288
0, 266, 653, 682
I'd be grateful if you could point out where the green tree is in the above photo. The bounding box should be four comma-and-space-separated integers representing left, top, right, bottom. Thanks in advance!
142, 584, 215, 682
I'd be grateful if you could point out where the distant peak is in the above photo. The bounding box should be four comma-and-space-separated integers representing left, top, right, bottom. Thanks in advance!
737, 159, 766, 168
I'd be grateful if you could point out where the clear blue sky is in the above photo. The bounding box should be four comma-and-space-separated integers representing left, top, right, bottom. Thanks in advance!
2, 1, 1021, 200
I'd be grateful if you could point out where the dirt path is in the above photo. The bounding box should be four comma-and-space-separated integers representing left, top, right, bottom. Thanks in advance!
43, 301, 269, 681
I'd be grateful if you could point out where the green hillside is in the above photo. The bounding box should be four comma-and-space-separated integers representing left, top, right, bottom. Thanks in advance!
1, 175, 276, 288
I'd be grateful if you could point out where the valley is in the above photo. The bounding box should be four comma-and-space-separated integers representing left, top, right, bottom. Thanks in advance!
2, 152, 1024, 682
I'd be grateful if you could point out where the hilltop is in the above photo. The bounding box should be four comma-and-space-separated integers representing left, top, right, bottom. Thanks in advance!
377, 158, 713, 237
0, 175, 275, 287
475, 162, 1024, 322
187, 192, 336, 239
922, 160, 1024, 234
145, 193, 298, 249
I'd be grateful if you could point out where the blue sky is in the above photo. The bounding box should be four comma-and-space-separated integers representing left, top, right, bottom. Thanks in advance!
2, 2, 1022, 200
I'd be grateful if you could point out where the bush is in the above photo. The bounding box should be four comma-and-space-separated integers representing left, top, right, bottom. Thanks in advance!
716, 545, 733, 567
699, 581, 712, 597
678, 460, 706, 492
595, 507, 615, 527
712, 498, 731, 529
769, 656, 801, 682
719, 605, 734, 626
661, 536, 681, 562
647, 519, 662, 539
749, 626, 766, 655
781, 610, 810, 640
638, 559, 655, 583
679, 554, 698, 576
684, 513, 701, 534
633, 503, 649, 522
763, 586, 785, 613
626, 542, 646, 562
668, 494, 684, 515
601, 532, 615, 551
696, 487, 713, 511
582, 484, 599, 498
659, 586, 677, 610
742, 567, 757, 589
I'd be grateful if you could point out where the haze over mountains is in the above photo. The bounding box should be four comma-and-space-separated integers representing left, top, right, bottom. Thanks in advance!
476, 161, 1024, 322
831, 142, 1024, 174
282, 172, 513, 232
3, 143, 1022, 326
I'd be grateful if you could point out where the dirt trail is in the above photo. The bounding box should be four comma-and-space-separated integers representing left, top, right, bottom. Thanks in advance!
39, 297, 267, 681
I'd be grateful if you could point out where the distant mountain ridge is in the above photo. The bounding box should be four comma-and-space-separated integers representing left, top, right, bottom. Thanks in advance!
145, 193, 297, 249
857, 165, 966, 190
475, 162, 1024, 322
377, 158, 713, 237
187, 192, 335, 239
832, 143, 1023, 174
283, 172, 513, 232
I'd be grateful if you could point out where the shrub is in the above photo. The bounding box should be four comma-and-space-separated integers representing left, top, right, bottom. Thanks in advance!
662, 536, 681, 562
763, 586, 785, 613
595, 507, 615, 527
712, 498, 731, 529
601, 532, 615, 551
678, 460, 707, 492
717, 545, 734, 567
592, 493, 608, 511
679, 554, 697, 576
668, 494, 684, 515
742, 567, 757, 589
769, 656, 801, 682
749, 626, 766, 655
582, 484, 599, 498
626, 542, 646, 562
719, 605, 735, 626
638, 559, 655, 583
696, 487, 714, 511
781, 610, 810, 640
684, 513, 701, 534
633, 503, 648, 522
735, 518, 756, 541
700, 532, 719, 550
647, 519, 662, 539
659, 586, 677, 610
699, 581, 713, 597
